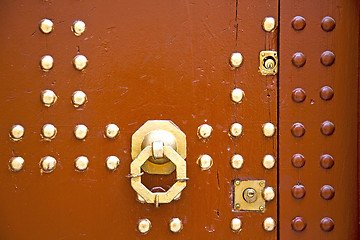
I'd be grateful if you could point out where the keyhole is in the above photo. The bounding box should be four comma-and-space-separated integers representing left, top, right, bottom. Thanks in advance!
264, 57, 276, 70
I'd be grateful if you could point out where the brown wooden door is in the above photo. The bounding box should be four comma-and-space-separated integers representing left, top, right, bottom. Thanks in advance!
0, 0, 358, 239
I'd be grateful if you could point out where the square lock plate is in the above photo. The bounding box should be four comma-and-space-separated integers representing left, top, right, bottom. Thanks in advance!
233, 179, 266, 212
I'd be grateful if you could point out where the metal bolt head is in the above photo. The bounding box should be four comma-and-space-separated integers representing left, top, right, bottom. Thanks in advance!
74, 124, 88, 140
10, 125, 24, 140
72, 20, 86, 36
73, 55, 88, 71
230, 52, 243, 68
263, 217, 276, 232
39, 19, 54, 34
263, 122, 276, 137
197, 124, 213, 139
230, 123, 243, 137
231, 88, 245, 103
40, 156, 57, 173
262, 155, 276, 169
137, 219, 151, 234
40, 55, 54, 71
10, 157, 24, 172
262, 17, 276, 32
75, 156, 89, 171
106, 156, 119, 170
105, 124, 120, 139
41, 90, 57, 107
169, 218, 183, 233
41, 124, 57, 139
197, 154, 213, 170
231, 154, 244, 169
262, 186, 276, 201
230, 218, 242, 232
72, 91, 87, 107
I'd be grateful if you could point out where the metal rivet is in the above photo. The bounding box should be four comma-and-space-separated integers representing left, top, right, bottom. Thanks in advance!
320, 86, 334, 101
40, 55, 54, 71
73, 55, 88, 71
291, 52, 306, 68
41, 124, 57, 139
231, 154, 244, 169
230, 53, 243, 68
10, 125, 24, 140
320, 154, 334, 169
230, 218, 242, 232
39, 19, 54, 34
320, 121, 335, 136
320, 185, 335, 200
291, 153, 305, 168
291, 16, 306, 31
197, 124, 213, 139
263, 123, 275, 137
137, 219, 151, 234
72, 20, 86, 36
320, 51, 335, 66
40, 156, 57, 173
230, 123, 243, 137
105, 124, 120, 139
291, 217, 307, 232
263, 217, 276, 232
74, 124, 88, 140
9, 157, 24, 172
321, 16, 336, 32
291, 185, 306, 199
262, 187, 275, 201
262, 155, 275, 169
72, 91, 87, 107
231, 88, 245, 103
292, 88, 306, 103
320, 217, 334, 232
41, 90, 57, 107
169, 218, 183, 233
262, 17, 276, 32
197, 154, 213, 170
291, 123, 305, 137
75, 156, 89, 171
106, 156, 120, 171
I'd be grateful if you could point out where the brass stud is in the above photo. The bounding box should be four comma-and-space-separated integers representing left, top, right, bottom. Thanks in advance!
41, 124, 57, 140
197, 124, 213, 139
262, 17, 276, 32
169, 218, 183, 233
230, 123, 243, 137
105, 124, 120, 139
263, 217, 276, 232
41, 90, 57, 107
230, 154, 244, 169
230, 53, 243, 68
262, 187, 275, 201
231, 88, 245, 103
234, 180, 241, 186
72, 20, 86, 36
230, 218, 242, 232
235, 203, 241, 210
40, 156, 57, 173
262, 155, 275, 169
72, 91, 87, 107
106, 156, 119, 171
40, 55, 54, 71
39, 19, 54, 34
262, 122, 275, 137
137, 219, 151, 234
75, 156, 89, 171
74, 124, 88, 140
73, 55, 88, 71
197, 154, 213, 170
9, 157, 24, 172
10, 125, 24, 140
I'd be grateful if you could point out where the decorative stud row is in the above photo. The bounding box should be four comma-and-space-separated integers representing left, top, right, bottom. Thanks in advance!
291, 216, 334, 232
291, 184, 335, 200
231, 217, 276, 232
41, 90, 87, 107
290, 121, 335, 137
292, 86, 334, 103
39, 19, 86, 36
40, 54, 88, 71
291, 16, 335, 32
137, 218, 183, 234
291, 153, 334, 169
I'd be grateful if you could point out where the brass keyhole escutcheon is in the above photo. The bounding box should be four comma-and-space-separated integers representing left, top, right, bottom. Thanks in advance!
243, 188, 258, 203
259, 50, 278, 75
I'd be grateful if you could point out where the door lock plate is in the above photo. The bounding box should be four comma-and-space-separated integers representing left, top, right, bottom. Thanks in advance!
233, 179, 266, 212
259, 50, 278, 75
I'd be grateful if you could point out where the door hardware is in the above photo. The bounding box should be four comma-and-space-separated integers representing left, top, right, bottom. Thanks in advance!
259, 50, 278, 75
